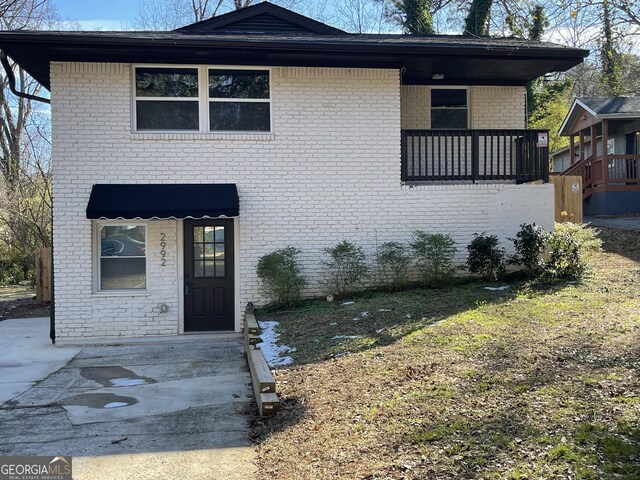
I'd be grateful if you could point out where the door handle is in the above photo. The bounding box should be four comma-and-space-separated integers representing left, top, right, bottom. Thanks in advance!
184, 283, 191, 296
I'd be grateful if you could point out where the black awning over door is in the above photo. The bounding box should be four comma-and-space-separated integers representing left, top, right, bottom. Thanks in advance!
86, 184, 239, 220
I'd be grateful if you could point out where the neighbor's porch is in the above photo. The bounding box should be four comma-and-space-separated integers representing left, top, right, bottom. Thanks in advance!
559, 118, 640, 199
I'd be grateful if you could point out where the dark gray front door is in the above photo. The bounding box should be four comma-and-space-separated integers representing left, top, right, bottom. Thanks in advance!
184, 219, 234, 331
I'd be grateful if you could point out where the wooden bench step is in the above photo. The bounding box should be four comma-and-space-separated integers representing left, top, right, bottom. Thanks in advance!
245, 312, 261, 335
248, 348, 276, 394
258, 393, 281, 416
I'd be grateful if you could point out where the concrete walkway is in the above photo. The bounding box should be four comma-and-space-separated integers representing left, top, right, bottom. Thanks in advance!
585, 216, 640, 231
0, 317, 80, 405
0, 318, 256, 480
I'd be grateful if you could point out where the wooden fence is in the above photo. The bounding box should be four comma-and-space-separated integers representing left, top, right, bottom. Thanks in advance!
35, 247, 51, 304
550, 175, 583, 223
244, 306, 281, 416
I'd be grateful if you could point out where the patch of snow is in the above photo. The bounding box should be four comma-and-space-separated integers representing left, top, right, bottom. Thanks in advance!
352, 317, 360, 321
341, 301, 355, 305
332, 335, 362, 339
258, 321, 294, 368
103, 402, 129, 409
360, 311, 369, 317
405, 314, 412, 319
378, 308, 392, 312
330, 322, 337, 326
110, 378, 146, 387
484, 286, 510, 291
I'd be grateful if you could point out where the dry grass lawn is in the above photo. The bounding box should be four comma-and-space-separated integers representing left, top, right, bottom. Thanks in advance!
253, 227, 640, 480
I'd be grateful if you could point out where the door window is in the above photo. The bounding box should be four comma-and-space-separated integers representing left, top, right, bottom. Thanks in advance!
192, 226, 225, 278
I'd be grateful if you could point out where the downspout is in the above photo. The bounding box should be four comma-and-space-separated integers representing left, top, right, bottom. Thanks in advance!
0, 50, 50, 104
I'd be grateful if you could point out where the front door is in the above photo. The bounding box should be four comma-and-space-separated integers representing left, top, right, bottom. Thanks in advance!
184, 219, 234, 331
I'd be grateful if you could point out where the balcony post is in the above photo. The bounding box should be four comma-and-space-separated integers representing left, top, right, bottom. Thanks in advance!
542, 131, 549, 183
471, 130, 479, 183
400, 130, 407, 182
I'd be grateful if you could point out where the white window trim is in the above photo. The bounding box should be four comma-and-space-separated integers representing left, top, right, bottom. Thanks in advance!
93, 221, 149, 294
131, 64, 273, 135
429, 86, 470, 130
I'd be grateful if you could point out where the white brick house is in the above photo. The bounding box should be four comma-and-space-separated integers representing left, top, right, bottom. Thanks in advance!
0, 3, 587, 342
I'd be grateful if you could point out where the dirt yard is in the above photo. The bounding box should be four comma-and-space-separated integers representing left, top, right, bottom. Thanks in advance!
254, 227, 640, 479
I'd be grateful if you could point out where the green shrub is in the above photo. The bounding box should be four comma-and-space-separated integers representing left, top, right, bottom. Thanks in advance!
375, 241, 411, 290
256, 247, 306, 307
410, 231, 457, 287
466, 233, 506, 282
544, 232, 586, 281
322, 240, 368, 298
509, 223, 548, 279
554, 222, 602, 257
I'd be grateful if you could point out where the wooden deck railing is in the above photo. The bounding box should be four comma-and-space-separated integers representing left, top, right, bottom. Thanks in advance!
401, 129, 549, 183
560, 153, 640, 199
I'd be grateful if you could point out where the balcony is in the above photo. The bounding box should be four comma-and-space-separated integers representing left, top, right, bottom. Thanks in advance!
401, 129, 550, 184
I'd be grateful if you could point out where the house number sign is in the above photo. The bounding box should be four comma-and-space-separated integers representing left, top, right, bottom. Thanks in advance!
160, 233, 167, 267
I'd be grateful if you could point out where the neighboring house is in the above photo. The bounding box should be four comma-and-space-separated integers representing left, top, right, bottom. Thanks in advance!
0, 2, 587, 342
551, 145, 573, 173
557, 97, 640, 215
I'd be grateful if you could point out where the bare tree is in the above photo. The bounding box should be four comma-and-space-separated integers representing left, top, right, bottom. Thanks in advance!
332, 0, 392, 33
131, 0, 306, 30
0, 0, 56, 283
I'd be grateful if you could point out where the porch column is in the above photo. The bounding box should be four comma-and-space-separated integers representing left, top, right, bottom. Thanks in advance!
602, 119, 608, 189
579, 130, 585, 162
569, 135, 575, 166
591, 124, 599, 189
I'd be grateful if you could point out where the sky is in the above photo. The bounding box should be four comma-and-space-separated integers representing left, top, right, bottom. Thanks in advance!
54, 0, 138, 30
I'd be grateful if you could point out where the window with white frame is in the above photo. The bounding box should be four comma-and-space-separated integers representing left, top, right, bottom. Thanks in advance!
430, 88, 468, 129
133, 66, 271, 133
209, 69, 271, 131
97, 224, 147, 291
135, 67, 200, 131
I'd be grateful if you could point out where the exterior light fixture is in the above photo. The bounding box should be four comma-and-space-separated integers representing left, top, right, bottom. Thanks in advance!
432, 73, 445, 80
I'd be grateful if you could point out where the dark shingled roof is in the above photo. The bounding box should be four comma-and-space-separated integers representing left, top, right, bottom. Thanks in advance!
559, 96, 640, 136
579, 97, 640, 115
0, 1, 589, 90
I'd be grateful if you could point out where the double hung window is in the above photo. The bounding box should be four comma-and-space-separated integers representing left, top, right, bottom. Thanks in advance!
431, 88, 468, 129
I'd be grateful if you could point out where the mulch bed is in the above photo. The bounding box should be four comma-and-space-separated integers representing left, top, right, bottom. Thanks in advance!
0, 297, 50, 321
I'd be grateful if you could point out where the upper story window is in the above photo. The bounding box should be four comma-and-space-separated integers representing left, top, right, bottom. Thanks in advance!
431, 88, 468, 129
209, 70, 271, 132
133, 66, 271, 133
135, 67, 200, 131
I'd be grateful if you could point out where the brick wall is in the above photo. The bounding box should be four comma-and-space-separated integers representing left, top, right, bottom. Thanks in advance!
51, 62, 552, 340
401, 85, 526, 129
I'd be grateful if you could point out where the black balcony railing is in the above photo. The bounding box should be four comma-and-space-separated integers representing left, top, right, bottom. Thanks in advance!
401, 129, 549, 183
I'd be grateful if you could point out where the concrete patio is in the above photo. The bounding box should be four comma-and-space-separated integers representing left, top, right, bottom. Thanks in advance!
0, 317, 256, 480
